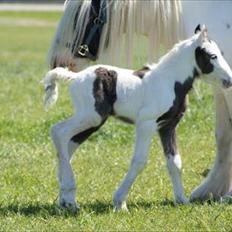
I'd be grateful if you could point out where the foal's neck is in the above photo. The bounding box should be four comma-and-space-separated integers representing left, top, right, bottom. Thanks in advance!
175, 67, 199, 98
152, 40, 199, 96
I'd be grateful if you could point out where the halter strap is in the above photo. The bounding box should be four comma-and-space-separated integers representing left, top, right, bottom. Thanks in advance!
72, 0, 107, 60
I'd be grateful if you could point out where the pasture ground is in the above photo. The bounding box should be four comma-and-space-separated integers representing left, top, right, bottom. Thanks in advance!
0, 11, 232, 231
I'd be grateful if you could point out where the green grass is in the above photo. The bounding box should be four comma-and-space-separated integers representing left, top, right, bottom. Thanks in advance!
0, 11, 231, 231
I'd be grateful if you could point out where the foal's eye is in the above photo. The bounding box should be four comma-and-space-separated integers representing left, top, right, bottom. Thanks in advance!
210, 54, 217, 59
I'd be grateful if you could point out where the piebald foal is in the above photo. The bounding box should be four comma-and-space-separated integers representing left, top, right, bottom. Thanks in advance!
42, 25, 232, 211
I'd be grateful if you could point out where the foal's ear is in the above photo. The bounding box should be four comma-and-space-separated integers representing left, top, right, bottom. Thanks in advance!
196, 24, 208, 42
200, 24, 208, 40
201, 24, 208, 38
194, 24, 201, 34
194, 24, 208, 37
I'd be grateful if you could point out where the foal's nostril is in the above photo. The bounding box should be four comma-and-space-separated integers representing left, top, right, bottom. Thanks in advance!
223, 79, 232, 88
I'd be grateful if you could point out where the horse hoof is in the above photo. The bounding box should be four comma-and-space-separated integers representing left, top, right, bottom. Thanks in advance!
189, 185, 212, 202
220, 191, 232, 203
113, 201, 128, 212
59, 200, 80, 213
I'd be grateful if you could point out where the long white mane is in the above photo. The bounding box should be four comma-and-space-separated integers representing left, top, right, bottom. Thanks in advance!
48, 0, 184, 70
148, 35, 195, 77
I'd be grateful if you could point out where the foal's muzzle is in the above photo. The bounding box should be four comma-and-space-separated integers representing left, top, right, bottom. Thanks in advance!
223, 78, 232, 88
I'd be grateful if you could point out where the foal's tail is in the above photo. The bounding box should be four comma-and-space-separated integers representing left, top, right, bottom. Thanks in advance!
42, 67, 75, 110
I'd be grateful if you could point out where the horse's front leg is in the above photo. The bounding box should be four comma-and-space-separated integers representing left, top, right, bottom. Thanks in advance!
113, 120, 157, 211
190, 88, 232, 202
159, 127, 188, 204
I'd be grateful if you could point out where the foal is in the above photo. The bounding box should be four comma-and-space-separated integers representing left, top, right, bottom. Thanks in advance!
42, 25, 232, 211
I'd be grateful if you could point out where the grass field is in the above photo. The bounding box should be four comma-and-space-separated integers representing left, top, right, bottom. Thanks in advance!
1, 11, 232, 231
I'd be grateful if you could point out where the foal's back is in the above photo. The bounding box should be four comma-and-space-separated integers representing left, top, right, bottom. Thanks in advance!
70, 64, 147, 121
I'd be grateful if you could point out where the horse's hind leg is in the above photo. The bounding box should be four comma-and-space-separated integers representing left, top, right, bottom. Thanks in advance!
68, 124, 103, 160
51, 113, 102, 211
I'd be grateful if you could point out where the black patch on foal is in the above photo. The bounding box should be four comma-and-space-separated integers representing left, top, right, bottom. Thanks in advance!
115, 116, 134, 124
71, 125, 102, 144
93, 67, 117, 118
133, 66, 151, 79
157, 68, 199, 155
195, 47, 214, 74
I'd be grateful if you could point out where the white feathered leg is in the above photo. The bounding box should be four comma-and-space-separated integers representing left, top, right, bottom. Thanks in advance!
190, 88, 232, 201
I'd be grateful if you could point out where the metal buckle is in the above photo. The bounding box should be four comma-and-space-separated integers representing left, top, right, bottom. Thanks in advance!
77, 44, 89, 56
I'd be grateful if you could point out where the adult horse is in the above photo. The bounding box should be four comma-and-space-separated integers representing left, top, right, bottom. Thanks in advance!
48, 0, 232, 202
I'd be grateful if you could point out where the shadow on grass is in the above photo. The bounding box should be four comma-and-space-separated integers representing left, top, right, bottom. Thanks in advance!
0, 201, 113, 217
0, 202, 78, 218
0, 199, 184, 217
83, 199, 176, 214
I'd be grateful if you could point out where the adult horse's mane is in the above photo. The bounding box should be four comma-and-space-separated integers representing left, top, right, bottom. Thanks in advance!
48, 0, 184, 70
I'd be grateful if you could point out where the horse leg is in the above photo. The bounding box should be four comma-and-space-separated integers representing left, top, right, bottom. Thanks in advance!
68, 122, 104, 157
159, 127, 188, 204
113, 120, 156, 211
51, 113, 102, 211
190, 88, 232, 201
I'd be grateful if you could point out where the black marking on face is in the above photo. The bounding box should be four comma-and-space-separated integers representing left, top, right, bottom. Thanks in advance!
157, 69, 198, 156
133, 65, 151, 79
93, 67, 117, 118
195, 47, 214, 74
227, 23, 231, 29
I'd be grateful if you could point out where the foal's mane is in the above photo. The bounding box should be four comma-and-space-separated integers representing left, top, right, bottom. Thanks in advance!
155, 35, 197, 69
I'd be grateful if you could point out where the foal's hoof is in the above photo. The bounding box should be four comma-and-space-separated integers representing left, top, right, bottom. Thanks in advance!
59, 200, 80, 213
113, 201, 128, 212
175, 196, 189, 205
